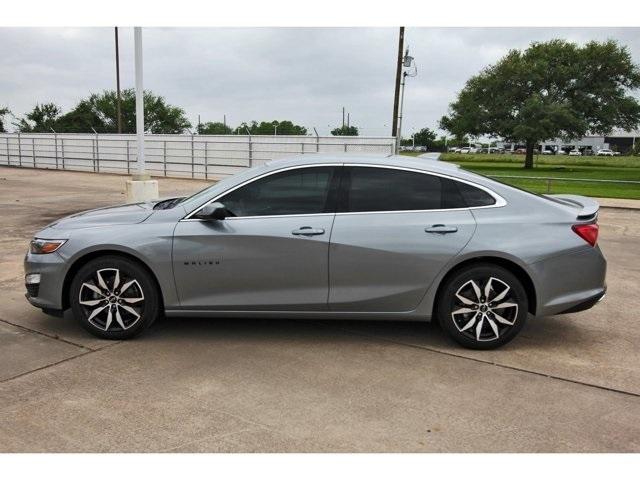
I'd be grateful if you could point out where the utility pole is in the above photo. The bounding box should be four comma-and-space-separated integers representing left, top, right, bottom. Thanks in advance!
347, 113, 350, 128
391, 27, 405, 138
223, 114, 226, 129
114, 27, 123, 134
396, 47, 417, 154
342, 107, 345, 128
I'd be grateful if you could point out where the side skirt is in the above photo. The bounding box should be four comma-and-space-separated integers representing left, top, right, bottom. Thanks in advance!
164, 309, 431, 321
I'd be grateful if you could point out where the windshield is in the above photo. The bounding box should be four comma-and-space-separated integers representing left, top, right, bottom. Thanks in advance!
180, 174, 241, 206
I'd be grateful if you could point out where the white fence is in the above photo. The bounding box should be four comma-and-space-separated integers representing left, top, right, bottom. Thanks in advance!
0, 133, 396, 179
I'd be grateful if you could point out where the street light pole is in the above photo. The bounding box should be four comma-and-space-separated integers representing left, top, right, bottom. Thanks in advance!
125, 27, 158, 202
134, 26, 145, 176
114, 27, 122, 134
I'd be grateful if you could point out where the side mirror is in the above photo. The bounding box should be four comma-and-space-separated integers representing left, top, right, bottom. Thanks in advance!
197, 202, 228, 220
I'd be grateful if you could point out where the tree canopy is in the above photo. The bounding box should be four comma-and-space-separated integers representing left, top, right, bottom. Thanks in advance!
331, 125, 359, 136
197, 121, 233, 135
14, 103, 61, 133
232, 120, 308, 135
413, 127, 437, 148
0, 106, 11, 133
440, 39, 640, 167
15, 90, 191, 134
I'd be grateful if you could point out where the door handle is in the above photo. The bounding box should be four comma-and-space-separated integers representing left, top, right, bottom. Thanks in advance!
292, 226, 325, 236
425, 224, 458, 234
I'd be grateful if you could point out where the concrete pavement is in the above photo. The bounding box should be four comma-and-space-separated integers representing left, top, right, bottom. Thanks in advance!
0, 166, 639, 452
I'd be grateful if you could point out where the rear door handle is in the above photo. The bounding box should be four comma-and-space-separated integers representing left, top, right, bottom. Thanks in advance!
425, 224, 458, 234
292, 226, 325, 236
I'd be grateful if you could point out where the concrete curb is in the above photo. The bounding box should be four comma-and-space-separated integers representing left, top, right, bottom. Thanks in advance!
595, 198, 640, 211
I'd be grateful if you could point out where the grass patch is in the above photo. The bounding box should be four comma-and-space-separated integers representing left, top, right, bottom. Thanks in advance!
440, 153, 640, 168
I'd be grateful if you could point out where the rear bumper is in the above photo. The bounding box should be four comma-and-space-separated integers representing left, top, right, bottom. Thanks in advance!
557, 288, 606, 314
530, 245, 607, 317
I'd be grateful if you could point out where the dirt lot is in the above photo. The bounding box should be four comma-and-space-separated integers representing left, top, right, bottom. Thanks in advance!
0, 166, 639, 452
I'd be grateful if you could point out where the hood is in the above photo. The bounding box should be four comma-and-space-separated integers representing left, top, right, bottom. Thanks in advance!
48, 203, 154, 230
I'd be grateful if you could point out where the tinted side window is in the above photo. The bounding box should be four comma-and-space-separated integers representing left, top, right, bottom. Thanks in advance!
219, 166, 337, 217
455, 181, 496, 207
342, 167, 442, 212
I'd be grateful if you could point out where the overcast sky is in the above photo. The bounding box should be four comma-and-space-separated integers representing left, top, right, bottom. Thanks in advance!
1, 27, 639, 136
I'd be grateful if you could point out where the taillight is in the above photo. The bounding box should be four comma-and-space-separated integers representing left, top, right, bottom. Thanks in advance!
572, 223, 599, 247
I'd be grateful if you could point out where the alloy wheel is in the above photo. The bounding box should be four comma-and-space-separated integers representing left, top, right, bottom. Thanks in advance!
78, 268, 145, 332
451, 276, 519, 342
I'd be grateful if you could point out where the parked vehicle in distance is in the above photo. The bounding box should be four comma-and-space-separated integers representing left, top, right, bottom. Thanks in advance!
541, 149, 555, 155
460, 147, 479, 154
569, 149, 582, 156
449, 147, 462, 153
25, 154, 606, 349
596, 149, 616, 156
514, 148, 527, 154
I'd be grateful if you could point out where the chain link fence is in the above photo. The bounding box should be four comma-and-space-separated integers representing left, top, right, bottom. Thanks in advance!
0, 133, 396, 179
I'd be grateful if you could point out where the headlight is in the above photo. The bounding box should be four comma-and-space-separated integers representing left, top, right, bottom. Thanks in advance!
30, 238, 67, 254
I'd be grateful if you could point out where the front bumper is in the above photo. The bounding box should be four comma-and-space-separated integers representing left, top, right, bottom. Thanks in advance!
24, 250, 68, 311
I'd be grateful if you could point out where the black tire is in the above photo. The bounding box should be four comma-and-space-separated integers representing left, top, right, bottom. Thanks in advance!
69, 255, 160, 340
437, 263, 528, 350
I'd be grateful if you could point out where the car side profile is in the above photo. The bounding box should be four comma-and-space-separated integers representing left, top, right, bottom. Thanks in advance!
24, 154, 606, 349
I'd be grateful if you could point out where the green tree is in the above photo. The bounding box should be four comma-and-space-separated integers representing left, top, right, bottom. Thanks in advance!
15, 103, 62, 132
413, 127, 437, 148
440, 39, 640, 168
236, 121, 259, 134
233, 120, 308, 135
331, 125, 359, 136
54, 89, 191, 134
55, 100, 107, 133
253, 120, 307, 135
0, 106, 11, 132
198, 121, 233, 135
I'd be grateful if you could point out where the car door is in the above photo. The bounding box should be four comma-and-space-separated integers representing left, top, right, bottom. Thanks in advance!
173, 165, 340, 311
328, 165, 477, 312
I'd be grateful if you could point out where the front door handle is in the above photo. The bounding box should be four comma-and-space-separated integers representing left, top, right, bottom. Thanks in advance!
425, 224, 458, 234
292, 226, 325, 236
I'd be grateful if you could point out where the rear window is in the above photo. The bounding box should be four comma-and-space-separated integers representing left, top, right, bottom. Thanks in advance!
455, 181, 496, 207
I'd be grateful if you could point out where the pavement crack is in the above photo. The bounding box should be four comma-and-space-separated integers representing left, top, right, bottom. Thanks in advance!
0, 315, 94, 351
0, 340, 121, 385
316, 322, 640, 400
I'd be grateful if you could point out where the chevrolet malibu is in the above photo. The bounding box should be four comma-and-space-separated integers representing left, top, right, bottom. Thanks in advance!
24, 155, 606, 349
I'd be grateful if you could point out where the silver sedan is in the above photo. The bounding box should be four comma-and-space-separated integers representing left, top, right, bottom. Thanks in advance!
24, 155, 606, 349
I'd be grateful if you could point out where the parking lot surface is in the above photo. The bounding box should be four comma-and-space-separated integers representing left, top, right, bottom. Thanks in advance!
0, 166, 639, 452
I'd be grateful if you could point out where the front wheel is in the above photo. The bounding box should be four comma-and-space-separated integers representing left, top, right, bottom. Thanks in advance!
437, 264, 528, 349
70, 256, 160, 340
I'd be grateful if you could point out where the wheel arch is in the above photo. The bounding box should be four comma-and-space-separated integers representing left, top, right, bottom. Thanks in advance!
61, 249, 165, 311
432, 256, 537, 318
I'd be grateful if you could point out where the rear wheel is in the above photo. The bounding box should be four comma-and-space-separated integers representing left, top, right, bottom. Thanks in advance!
70, 256, 159, 340
437, 264, 528, 349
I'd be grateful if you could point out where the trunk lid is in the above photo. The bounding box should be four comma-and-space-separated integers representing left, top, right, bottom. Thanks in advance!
544, 194, 600, 221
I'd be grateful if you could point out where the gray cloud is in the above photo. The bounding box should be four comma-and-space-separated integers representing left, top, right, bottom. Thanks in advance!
1, 27, 639, 136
